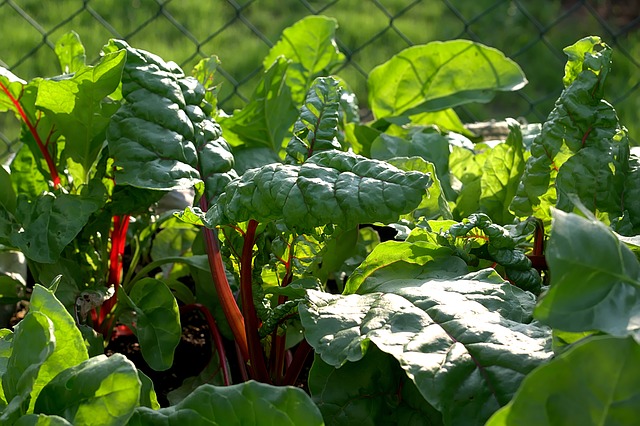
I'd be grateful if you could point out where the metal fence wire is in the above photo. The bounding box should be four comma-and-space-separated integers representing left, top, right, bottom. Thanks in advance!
1, 0, 639, 159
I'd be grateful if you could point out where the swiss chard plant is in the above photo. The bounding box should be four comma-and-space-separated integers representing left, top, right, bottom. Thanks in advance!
0, 13, 639, 426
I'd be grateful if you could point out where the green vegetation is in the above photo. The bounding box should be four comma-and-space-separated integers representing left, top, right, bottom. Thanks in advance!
1, 0, 639, 160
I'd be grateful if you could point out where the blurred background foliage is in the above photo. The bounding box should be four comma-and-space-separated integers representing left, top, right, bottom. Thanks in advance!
1, 0, 639, 160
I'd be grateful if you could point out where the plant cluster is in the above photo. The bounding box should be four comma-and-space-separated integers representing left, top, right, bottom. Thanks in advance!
0, 15, 639, 426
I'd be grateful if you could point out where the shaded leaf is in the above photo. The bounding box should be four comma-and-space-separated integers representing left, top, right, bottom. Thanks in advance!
10, 192, 101, 263
487, 336, 640, 426
300, 270, 551, 425
118, 278, 181, 371
129, 381, 323, 425
535, 210, 640, 337
309, 345, 442, 426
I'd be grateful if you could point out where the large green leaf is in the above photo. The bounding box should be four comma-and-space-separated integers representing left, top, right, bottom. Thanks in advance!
535, 210, 640, 337
511, 37, 638, 233
221, 57, 298, 154
368, 40, 526, 120
118, 278, 181, 371
27, 284, 89, 411
10, 192, 101, 263
129, 381, 323, 425
1, 312, 55, 424
479, 119, 525, 224
300, 270, 551, 425
309, 345, 442, 426
33, 354, 140, 426
105, 40, 236, 200
205, 149, 431, 231
487, 336, 640, 426
36, 49, 125, 183
263, 15, 345, 104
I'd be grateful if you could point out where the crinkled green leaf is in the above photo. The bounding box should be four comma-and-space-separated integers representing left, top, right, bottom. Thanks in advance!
263, 15, 345, 104
36, 49, 125, 183
129, 381, 324, 425
54, 31, 86, 75
300, 270, 551, 425
285, 76, 342, 163
445, 213, 541, 293
368, 40, 527, 120
105, 40, 236, 201
221, 57, 298, 154
535, 210, 640, 338
487, 336, 640, 426
33, 354, 140, 426
479, 119, 525, 224
309, 345, 442, 426
207, 150, 431, 231
118, 278, 181, 371
1, 312, 54, 424
511, 37, 638, 232
10, 192, 101, 263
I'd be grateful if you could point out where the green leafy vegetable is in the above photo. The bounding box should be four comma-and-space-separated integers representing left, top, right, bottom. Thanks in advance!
263, 15, 345, 104
33, 354, 140, 426
300, 269, 551, 425
221, 57, 298, 154
535, 209, 640, 337
368, 40, 527, 120
487, 336, 640, 426
117, 278, 181, 371
129, 381, 324, 425
511, 36, 639, 233
206, 150, 431, 231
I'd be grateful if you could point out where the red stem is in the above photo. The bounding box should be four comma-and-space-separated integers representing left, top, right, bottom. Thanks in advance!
270, 268, 293, 384
240, 219, 270, 383
199, 197, 249, 361
0, 81, 60, 188
98, 214, 130, 334
180, 303, 231, 386
282, 339, 313, 386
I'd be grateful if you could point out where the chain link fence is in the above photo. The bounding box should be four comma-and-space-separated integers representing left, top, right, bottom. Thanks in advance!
1, 0, 639, 160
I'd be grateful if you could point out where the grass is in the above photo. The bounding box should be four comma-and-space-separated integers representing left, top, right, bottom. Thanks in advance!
1, 0, 639, 160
